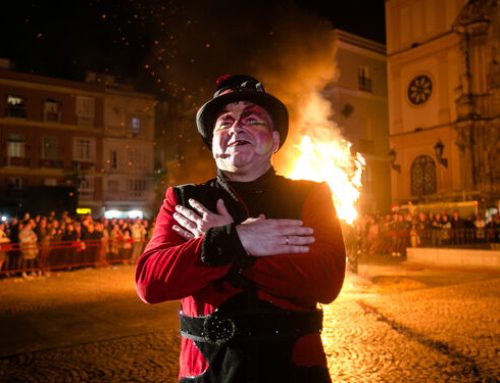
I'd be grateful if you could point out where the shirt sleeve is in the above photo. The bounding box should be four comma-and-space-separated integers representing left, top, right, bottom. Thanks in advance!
135, 187, 233, 303
242, 182, 346, 305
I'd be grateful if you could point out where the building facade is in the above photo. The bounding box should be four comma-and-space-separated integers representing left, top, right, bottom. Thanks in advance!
102, 79, 156, 218
325, 29, 391, 214
0, 63, 156, 218
386, 0, 500, 215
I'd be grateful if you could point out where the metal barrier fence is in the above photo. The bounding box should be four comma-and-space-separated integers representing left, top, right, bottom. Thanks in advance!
357, 227, 500, 257
0, 239, 146, 277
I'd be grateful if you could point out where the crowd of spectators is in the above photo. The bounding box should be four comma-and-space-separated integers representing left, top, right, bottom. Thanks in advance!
0, 211, 152, 278
350, 209, 500, 259
2, 208, 499, 277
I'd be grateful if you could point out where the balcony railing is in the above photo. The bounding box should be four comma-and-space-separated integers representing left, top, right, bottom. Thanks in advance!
5, 157, 31, 167
39, 159, 64, 168
5, 107, 27, 118
358, 77, 372, 92
72, 160, 95, 170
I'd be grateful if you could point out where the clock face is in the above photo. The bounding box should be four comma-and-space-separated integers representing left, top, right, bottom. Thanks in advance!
408, 75, 432, 105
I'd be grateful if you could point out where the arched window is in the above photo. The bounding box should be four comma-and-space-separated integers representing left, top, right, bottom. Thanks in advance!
411, 155, 437, 197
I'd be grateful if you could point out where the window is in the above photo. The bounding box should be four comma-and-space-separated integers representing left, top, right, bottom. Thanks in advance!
358, 67, 372, 92
76, 96, 95, 126
7, 134, 25, 157
73, 137, 95, 161
411, 155, 437, 197
131, 117, 141, 135
42, 136, 59, 160
44, 99, 61, 122
78, 176, 94, 199
6, 95, 27, 117
111, 150, 118, 170
7, 177, 22, 190
129, 179, 147, 197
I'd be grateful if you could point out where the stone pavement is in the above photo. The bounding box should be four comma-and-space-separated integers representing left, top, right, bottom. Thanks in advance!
0, 259, 499, 382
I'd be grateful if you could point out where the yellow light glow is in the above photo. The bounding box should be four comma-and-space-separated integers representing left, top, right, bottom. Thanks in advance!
283, 93, 364, 225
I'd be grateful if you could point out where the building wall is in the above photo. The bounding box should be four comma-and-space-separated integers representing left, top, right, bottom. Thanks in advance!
386, 0, 500, 209
0, 67, 157, 217
326, 30, 391, 213
102, 92, 156, 217
0, 69, 105, 215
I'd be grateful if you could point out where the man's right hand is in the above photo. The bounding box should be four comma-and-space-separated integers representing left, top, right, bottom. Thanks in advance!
236, 215, 315, 256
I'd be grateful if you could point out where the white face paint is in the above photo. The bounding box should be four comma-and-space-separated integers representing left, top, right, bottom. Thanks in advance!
212, 101, 280, 181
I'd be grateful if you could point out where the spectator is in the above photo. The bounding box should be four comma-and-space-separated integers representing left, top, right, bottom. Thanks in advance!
450, 210, 466, 245
474, 214, 486, 243
130, 218, 146, 263
19, 219, 39, 277
0, 222, 11, 273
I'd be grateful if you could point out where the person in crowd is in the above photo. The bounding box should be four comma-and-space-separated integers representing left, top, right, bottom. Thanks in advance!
19, 219, 39, 277
135, 75, 346, 382
474, 213, 486, 243
130, 218, 146, 264
0, 222, 11, 274
450, 210, 466, 245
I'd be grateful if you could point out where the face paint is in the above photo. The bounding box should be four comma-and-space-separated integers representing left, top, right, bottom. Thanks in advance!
212, 102, 280, 181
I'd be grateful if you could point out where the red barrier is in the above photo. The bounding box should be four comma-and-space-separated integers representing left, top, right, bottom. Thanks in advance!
0, 239, 145, 277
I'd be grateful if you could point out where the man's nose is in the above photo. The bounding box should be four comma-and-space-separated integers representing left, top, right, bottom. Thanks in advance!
228, 119, 244, 134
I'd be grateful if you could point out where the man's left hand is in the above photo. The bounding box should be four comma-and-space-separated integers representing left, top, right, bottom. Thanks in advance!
173, 198, 233, 239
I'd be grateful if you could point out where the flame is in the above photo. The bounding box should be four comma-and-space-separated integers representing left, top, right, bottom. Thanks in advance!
282, 93, 365, 225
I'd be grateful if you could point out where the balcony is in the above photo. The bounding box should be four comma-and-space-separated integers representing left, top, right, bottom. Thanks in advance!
5, 107, 27, 118
72, 160, 95, 171
358, 77, 372, 92
39, 159, 64, 168
4, 157, 31, 167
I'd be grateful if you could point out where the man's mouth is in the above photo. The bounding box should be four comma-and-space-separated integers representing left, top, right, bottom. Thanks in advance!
228, 140, 251, 147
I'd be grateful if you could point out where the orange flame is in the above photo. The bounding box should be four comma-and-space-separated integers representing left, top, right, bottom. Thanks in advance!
282, 93, 364, 225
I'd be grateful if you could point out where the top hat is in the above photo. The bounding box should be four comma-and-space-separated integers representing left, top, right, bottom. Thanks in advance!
196, 75, 289, 149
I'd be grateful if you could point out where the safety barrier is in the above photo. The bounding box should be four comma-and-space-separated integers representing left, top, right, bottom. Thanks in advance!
344, 226, 500, 264
0, 239, 146, 277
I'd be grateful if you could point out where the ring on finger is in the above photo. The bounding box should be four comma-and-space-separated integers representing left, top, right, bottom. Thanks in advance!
285, 236, 289, 245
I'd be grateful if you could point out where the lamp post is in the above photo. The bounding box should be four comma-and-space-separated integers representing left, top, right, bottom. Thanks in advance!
434, 140, 448, 168
388, 148, 401, 173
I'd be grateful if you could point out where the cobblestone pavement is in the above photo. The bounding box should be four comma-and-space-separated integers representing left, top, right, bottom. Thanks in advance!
0, 262, 499, 382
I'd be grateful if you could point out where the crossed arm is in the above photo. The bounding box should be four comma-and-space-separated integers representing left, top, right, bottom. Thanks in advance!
136, 183, 345, 305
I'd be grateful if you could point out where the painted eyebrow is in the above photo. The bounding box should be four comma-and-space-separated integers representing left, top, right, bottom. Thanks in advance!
216, 105, 270, 124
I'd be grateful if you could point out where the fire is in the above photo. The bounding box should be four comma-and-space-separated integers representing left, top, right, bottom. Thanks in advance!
283, 93, 365, 225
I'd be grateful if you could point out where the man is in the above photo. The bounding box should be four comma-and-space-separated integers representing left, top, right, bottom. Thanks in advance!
135, 75, 346, 382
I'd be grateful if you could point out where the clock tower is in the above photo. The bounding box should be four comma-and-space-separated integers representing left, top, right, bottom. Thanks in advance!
386, 0, 499, 213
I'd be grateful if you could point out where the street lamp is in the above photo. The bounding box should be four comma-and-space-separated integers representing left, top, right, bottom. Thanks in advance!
388, 148, 401, 173
434, 140, 448, 168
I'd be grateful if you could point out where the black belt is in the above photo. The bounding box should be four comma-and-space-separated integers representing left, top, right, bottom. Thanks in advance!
180, 308, 323, 345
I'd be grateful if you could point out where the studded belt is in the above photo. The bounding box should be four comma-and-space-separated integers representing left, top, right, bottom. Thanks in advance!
179, 308, 323, 345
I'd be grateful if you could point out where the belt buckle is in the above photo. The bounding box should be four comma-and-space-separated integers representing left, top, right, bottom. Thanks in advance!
202, 313, 236, 344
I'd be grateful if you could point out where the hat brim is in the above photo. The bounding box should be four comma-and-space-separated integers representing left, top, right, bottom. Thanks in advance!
196, 91, 289, 149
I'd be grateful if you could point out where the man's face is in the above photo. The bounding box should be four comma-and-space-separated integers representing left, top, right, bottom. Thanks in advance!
212, 101, 280, 180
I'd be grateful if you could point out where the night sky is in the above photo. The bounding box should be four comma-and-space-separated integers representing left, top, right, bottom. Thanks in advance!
0, 0, 386, 99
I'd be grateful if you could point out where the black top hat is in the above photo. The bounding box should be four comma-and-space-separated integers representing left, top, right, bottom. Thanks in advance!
196, 75, 289, 149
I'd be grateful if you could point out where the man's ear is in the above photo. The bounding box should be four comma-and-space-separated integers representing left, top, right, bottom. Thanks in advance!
272, 131, 280, 152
